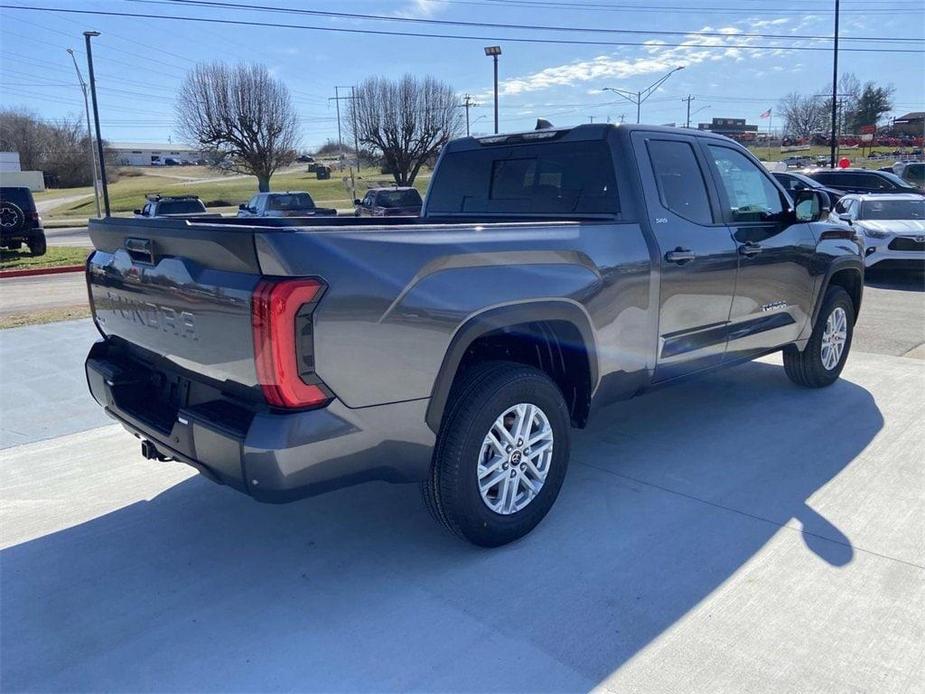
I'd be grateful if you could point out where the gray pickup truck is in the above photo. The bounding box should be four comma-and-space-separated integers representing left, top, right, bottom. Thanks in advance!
84, 124, 863, 546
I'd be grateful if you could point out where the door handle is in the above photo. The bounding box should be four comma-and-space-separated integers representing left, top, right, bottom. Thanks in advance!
665, 248, 695, 265
739, 242, 763, 257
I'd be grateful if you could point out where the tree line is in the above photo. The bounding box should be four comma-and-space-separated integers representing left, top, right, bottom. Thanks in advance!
0, 108, 117, 187
778, 72, 895, 140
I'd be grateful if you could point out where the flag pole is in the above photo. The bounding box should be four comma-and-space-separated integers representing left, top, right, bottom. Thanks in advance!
768, 109, 773, 162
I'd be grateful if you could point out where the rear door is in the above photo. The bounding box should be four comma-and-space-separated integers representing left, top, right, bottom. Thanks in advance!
702, 143, 817, 360
632, 132, 739, 381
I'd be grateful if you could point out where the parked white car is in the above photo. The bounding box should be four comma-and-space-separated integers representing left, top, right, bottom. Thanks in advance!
830, 193, 925, 269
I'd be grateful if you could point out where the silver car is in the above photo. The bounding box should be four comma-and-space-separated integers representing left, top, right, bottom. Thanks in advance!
830, 193, 925, 269
237, 192, 336, 218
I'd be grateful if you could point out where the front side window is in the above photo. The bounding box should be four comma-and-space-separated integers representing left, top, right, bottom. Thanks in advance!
647, 140, 713, 225
708, 145, 784, 223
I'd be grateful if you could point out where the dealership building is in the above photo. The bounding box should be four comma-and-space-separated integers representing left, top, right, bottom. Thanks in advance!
109, 142, 203, 166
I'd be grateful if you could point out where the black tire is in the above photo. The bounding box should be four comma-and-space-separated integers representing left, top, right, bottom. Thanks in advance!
783, 286, 854, 388
27, 236, 46, 257
423, 361, 571, 547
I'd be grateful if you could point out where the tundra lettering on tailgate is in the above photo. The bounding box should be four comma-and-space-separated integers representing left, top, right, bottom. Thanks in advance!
100, 291, 198, 341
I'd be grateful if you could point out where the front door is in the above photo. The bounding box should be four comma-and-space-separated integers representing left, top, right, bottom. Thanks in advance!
702, 143, 817, 360
632, 132, 739, 382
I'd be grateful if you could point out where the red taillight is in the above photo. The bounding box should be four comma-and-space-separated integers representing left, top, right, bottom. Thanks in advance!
251, 277, 332, 409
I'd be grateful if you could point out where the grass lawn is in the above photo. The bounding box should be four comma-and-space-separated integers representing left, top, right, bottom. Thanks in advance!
39, 165, 432, 220
746, 145, 904, 169
0, 246, 91, 271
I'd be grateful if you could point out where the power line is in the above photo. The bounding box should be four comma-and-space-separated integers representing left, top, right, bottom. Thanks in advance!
1, 5, 921, 53
129, 0, 924, 44
475, 0, 922, 13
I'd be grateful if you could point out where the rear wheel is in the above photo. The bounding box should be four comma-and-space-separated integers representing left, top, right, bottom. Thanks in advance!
423, 362, 571, 547
27, 236, 46, 257
783, 286, 854, 388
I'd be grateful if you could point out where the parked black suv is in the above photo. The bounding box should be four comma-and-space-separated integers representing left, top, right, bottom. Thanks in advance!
0, 186, 46, 256
772, 171, 845, 207
805, 168, 921, 195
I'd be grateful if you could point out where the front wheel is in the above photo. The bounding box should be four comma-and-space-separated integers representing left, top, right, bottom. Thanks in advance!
783, 286, 854, 388
423, 362, 571, 547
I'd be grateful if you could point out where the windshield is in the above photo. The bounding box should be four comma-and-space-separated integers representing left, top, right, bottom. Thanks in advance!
376, 189, 422, 208
860, 199, 925, 220
880, 171, 918, 190
158, 199, 206, 215
267, 193, 315, 211
901, 164, 924, 185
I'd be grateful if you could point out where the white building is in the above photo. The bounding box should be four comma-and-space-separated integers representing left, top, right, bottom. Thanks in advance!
109, 142, 204, 166
0, 151, 45, 191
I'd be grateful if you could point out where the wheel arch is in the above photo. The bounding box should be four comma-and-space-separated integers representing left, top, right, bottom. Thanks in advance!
815, 259, 863, 326
425, 301, 598, 433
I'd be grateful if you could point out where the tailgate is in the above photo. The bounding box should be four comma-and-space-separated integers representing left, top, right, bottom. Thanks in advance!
87, 217, 261, 389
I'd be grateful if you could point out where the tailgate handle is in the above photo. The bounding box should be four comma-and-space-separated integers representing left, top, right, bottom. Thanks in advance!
125, 237, 155, 264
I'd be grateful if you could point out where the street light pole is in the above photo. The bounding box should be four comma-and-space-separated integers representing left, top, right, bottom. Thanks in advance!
830, 0, 840, 168
603, 66, 685, 124
484, 46, 502, 134
83, 31, 110, 217
66, 48, 101, 218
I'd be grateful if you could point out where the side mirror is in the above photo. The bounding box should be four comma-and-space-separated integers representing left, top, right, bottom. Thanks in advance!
133, 209, 142, 215
794, 189, 829, 223
238, 203, 248, 210
837, 213, 853, 224
353, 199, 361, 206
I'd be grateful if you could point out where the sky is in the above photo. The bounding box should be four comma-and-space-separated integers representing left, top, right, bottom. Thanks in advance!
0, 0, 923, 151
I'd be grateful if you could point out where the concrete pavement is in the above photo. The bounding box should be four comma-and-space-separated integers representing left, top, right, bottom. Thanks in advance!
1, 347, 923, 692
44, 226, 91, 248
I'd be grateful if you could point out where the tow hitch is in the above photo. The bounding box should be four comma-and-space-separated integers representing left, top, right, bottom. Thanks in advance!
140, 439, 172, 462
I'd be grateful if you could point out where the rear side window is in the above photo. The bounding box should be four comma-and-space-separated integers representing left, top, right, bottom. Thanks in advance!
647, 140, 713, 225
427, 140, 619, 215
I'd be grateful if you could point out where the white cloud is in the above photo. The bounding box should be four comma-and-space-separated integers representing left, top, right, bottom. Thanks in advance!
496, 28, 770, 97
393, 0, 447, 19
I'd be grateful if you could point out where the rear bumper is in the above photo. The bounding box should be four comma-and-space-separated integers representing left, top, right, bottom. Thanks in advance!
1, 226, 44, 244
85, 340, 435, 502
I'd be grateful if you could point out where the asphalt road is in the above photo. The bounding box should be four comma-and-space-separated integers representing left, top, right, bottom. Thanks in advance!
44, 226, 91, 248
0, 272, 87, 316
0, 275, 923, 692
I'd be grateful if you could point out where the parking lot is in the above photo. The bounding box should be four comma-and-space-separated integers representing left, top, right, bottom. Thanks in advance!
1, 271, 922, 692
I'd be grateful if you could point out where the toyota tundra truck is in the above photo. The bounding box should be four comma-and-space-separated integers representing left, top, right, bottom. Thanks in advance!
84, 124, 864, 546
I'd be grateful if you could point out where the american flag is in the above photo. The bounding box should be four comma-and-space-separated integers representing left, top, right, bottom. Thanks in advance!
760, 108, 772, 119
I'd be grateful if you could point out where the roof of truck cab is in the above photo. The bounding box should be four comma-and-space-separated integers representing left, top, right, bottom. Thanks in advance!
447, 122, 735, 152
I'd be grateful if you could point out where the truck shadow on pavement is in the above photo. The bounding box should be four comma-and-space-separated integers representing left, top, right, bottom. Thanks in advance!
1, 360, 883, 692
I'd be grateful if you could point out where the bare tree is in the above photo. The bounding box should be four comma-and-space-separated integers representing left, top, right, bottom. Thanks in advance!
778, 92, 827, 139
0, 107, 114, 187
176, 63, 299, 192
349, 75, 462, 186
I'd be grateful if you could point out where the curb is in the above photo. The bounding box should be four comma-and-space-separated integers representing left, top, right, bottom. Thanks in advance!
0, 265, 85, 279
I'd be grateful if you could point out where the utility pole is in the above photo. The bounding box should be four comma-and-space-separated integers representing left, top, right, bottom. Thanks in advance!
329, 86, 344, 156
603, 66, 684, 124
829, 0, 840, 168
350, 86, 360, 168
682, 94, 695, 128
461, 94, 479, 136
588, 115, 595, 124
83, 31, 109, 217
618, 114, 625, 124
66, 48, 100, 218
